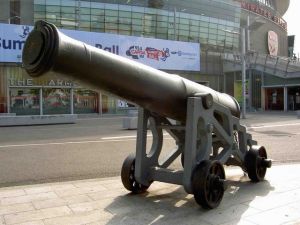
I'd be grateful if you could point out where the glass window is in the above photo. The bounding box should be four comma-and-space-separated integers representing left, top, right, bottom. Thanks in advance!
105, 23, 118, 33
179, 18, 189, 25
157, 15, 168, 22
144, 7, 157, 15
61, 6, 75, 14
34, 12, 46, 20
91, 2, 104, 9
91, 15, 105, 22
178, 35, 189, 42
80, 14, 91, 21
157, 21, 167, 28
61, 13, 76, 20
45, 0, 59, 6
80, 7, 90, 15
132, 12, 143, 19
119, 11, 131, 18
105, 16, 118, 23
119, 17, 131, 24
132, 25, 142, 31
105, 3, 118, 10
79, 21, 90, 28
199, 32, 208, 39
74, 89, 98, 114
209, 23, 218, 28
34, 4, 45, 12
179, 30, 189, 36
132, 6, 144, 13
91, 8, 104, 15
61, 0, 75, 7
209, 28, 218, 34
190, 31, 199, 38
156, 26, 167, 32
179, 24, 189, 30
46, 6, 60, 13
61, 25, 75, 30
101, 94, 115, 114
46, 13, 59, 20
132, 19, 142, 25
217, 35, 226, 41
91, 21, 104, 29
156, 33, 167, 39
105, 9, 118, 17
119, 24, 131, 31
190, 26, 199, 32
10, 88, 40, 116
91, 28, 104, 32
43, 88, 70, 115
119, 4, 132, 12
34, 0, 45, 4
199, 21, 209, 27
144, 32, 155, 38
190, 20, 199, 26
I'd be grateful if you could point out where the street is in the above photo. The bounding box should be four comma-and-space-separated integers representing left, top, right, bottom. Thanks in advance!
0, 112, 299, 187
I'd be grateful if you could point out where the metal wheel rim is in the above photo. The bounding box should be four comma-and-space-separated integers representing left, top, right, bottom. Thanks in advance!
204, 162, 225, 207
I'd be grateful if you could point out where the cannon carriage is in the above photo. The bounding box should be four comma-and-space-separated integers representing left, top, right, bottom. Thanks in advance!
23, 21, 271, 209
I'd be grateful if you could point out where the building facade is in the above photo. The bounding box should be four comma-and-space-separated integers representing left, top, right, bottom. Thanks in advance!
0, 0, 298, 116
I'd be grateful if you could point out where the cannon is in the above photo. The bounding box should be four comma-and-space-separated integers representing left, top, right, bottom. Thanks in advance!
23, 21, 272, 209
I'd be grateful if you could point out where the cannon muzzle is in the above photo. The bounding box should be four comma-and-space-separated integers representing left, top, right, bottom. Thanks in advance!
22, 21, 240, 122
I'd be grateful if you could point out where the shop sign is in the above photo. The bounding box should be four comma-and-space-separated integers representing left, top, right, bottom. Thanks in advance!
240, 1, 287, 30
9, 78, 76, 87
268, 31, 278, 56
0, 23, 200, 71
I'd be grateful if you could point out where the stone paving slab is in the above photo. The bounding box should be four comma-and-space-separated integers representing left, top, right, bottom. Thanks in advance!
0, 164, 300, 225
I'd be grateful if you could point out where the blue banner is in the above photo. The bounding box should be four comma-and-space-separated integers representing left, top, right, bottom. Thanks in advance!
0, 23, 200, 71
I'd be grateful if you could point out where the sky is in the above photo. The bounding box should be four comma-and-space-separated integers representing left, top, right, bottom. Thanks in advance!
283, 0, 300, 56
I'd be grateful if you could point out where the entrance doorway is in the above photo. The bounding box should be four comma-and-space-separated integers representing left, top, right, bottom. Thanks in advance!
288, 86, 300, 111
265, 88, 284, 110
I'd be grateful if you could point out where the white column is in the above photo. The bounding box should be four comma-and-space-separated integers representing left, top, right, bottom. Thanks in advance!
248, 70, 252, 110
223, 73, 226, 93
247, 15, 251, 51
70, 88, 74, 114
39, 88, 43, 115
241, 27, 246, 119
7, 87, 10, 114
284, 86, 288, 112
174, 7, 177, 41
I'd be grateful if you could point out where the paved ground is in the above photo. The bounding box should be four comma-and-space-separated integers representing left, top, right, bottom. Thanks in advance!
0, 112, 300, 224
0, 164, 300, 225
0, 111, 300, 186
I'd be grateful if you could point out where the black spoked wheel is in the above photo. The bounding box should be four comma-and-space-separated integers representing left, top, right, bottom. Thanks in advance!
192, 160, 226, 209
244, 145, 272, 182
121, 154, 150, 194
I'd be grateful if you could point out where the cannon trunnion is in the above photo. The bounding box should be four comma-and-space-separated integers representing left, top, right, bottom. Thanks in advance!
23, 21, 272, 209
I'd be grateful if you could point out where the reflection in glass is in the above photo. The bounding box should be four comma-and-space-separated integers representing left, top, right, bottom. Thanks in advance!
101, 94, 115, 114
43, 88, 70, 114
10, 88, 40, 115
74, 89, 99, 114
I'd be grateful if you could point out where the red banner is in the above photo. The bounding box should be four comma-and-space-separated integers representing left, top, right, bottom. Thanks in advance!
241, 1, 287, 30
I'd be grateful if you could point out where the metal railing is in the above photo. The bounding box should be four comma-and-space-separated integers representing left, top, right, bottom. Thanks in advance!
223, 51, 300, 77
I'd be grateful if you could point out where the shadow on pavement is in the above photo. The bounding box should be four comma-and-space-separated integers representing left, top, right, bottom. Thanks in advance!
105, 173, 274, 225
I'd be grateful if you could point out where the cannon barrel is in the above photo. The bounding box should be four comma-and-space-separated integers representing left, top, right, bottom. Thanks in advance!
22, 21, 240, 121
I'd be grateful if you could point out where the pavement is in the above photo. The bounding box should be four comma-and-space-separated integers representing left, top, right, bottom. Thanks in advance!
1, 163, 300, 225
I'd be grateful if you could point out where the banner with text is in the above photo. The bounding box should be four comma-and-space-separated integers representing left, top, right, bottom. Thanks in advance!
0, 23, 200, 71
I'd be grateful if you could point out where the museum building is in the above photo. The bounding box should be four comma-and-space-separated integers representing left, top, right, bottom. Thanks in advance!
0, 0, 299, 116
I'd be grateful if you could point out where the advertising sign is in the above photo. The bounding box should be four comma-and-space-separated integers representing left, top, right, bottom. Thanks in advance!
0, 23, 200, 71
240, 1, 287, 30
268, 31, 279, 56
